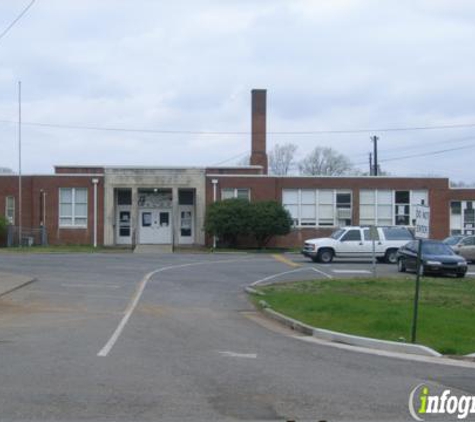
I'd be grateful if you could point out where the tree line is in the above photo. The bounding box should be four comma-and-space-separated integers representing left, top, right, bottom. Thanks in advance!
241, 143, 386, 176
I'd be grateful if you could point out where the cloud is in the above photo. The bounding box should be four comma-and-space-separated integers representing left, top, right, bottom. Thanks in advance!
0, 1, 474, 180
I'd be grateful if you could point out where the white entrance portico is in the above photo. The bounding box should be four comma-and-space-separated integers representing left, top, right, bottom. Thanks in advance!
103, 167, 206, 247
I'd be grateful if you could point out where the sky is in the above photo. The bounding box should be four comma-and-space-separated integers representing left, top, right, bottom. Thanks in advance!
1, 0, 475, 182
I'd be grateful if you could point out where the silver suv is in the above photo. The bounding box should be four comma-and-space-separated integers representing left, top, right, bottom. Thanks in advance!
302, 226, 414, 264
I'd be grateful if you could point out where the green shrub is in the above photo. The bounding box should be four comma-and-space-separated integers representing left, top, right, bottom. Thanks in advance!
205, 199, 292, 248
204, 199, 252, 247
0, 216, 9, 237
250, 201, 292, 248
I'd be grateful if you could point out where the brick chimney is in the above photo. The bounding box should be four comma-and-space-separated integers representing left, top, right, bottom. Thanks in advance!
250, 89, 268, 174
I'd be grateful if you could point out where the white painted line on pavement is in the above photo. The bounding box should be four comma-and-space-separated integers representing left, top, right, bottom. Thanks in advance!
332, 270, 372, 274
249, 267, 312, 287
62, 283, 120, 289
311, 267, 333, 279
97, 257, 273, 357
218, 351, 257, 359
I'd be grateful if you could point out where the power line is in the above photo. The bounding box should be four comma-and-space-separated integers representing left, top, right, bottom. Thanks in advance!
0, 1, 36, 43
350, 134, 475, 159
211, 151, 249, 166
2, 117, 475, 136
354, 143, 475, 166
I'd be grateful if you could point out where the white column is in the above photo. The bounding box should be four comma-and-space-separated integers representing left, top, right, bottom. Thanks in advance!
172, 187, 179, 248
211, 179, 218, 249
131, 187, 138, 247
92, 178, 99, 248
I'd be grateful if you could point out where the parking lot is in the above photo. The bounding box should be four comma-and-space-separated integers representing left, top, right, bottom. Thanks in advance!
0, 251, 474, 421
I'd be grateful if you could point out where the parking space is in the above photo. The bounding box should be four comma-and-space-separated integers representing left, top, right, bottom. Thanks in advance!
285, 252, 475, 278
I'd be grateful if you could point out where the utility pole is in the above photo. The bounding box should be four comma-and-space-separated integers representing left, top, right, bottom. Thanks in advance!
18, 81, 22, 247
369, 153, 373, 176
371, 135, 379, 176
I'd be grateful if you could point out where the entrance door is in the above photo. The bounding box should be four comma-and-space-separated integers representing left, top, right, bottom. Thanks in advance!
116, 207, 132, 245
179, 206, 194, 245
139, 209, 172, 244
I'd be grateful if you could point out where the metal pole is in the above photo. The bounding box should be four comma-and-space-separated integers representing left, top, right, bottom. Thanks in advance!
18, 81, 22, 247
411, 238, 423, 343
369, 153, 373, 176
211, 179, 218, 249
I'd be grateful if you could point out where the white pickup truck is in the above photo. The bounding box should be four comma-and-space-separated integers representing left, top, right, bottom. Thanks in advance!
301, 226, 414, 264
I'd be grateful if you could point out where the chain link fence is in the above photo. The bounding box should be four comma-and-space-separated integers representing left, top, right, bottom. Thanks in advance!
7, 226, 48, 247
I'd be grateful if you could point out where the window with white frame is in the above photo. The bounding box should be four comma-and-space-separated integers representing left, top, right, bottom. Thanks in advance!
5, 196, 14, 224
450, 200, 475, 235
282, 189, 352, 227
359, 189, 428, 226
221, 188, 250, 200
59, 188, 88, 228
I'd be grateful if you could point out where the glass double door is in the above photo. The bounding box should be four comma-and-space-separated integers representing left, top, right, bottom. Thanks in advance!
139, 209, 172, 244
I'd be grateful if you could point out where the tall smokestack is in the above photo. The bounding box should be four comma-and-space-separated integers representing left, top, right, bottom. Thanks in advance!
250, 89, 268, 174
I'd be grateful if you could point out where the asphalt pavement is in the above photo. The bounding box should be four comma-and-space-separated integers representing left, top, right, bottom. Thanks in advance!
0, 252, 474, 421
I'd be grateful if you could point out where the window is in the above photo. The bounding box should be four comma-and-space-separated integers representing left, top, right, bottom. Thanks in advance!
300, 190, 316, 226
451, 202, 461, 215
59, 188, 88, 228
221, 188, 250, 200
395, 190, 410, 226
359, 189, 428, 226
450, 200, 475, 235
5, 196, 14, 224
382, 227, 414, 241
341, 229, 361, 242
117, 189, 132, 205
363, 228, 380, 241
179, 190, 194, 205
282, 189, 352, 227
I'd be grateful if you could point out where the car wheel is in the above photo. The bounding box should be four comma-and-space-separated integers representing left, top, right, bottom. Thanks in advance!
317, 249, 334, 264
397, 258, 406, 273
385, 249, 398, 264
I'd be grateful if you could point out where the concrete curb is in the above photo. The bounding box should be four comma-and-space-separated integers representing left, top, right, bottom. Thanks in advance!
244, 286, 265, 296
0, 274, 37, 298
245, 283, 445, 357
262, 307, 442, 357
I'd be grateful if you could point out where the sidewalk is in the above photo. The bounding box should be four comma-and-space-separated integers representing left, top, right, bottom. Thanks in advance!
0, 272, 36, 298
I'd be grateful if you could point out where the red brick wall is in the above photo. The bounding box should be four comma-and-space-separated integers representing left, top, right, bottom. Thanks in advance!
55, 166, 104, 174
205, 175, 474, 248
0, 175, 104, 246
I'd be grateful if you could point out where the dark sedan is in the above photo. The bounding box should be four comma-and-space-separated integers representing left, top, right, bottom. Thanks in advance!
397, 239, 468, 278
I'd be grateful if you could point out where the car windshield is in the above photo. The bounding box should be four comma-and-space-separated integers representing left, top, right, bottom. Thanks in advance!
330, 229, 346, 239
422, 242, 455, 255
443, 236, 463, 245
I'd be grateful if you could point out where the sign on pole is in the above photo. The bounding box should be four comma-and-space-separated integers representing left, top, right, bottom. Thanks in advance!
412, 204, 430, 343
415, 205, 430, 239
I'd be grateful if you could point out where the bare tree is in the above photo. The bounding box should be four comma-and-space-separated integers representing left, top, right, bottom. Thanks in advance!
268, 143, 298, 175
299, 146, 353, 176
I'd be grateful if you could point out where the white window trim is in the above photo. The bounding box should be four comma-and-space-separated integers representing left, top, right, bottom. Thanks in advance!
360, 189, 429, 226
282, 189, 352, 228
59, 188, 88, 229
221, 188, 251, 201
5, 196, 15, 225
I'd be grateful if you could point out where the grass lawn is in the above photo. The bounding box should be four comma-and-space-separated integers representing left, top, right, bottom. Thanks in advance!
255, 277, 475, 355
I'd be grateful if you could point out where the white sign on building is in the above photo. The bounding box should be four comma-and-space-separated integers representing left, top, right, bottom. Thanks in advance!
415, 205, 430, 239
